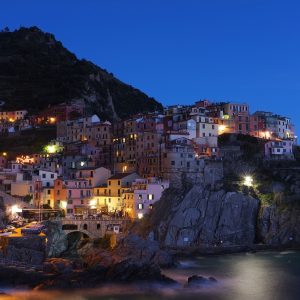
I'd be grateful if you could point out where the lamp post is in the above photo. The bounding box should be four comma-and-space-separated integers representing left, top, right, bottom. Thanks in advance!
243, 176, 253, 187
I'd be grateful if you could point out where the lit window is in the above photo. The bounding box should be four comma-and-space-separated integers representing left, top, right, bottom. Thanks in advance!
148, 194, 154, 200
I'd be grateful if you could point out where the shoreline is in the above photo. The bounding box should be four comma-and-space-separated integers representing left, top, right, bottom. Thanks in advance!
0, 245, 299, 291
166, 244, 300, 258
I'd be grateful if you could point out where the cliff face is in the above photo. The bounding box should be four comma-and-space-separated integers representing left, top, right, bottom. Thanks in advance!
0, 26, 162, 120
145, 181, 300, 249
258, 204, 300, 245
148, 185, 260, 248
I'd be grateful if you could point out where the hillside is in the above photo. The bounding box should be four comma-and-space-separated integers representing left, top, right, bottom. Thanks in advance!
0, 126, 56, 157
0, 26, 163, 120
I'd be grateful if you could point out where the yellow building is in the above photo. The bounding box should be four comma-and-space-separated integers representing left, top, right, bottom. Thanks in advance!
92, 173, 140, 214
41, 187, 55, 208
122, 191, 135, 219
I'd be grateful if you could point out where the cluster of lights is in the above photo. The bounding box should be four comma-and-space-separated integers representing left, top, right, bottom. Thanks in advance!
16, 155, 34, 164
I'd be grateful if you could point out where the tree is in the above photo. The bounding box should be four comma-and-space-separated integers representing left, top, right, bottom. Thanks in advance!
23, 194, 33, 203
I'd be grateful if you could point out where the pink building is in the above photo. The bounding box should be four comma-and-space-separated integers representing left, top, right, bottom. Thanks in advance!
64, 179, 93, 215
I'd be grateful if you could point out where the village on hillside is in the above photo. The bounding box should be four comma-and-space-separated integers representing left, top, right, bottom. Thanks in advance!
0, 99, 297, 231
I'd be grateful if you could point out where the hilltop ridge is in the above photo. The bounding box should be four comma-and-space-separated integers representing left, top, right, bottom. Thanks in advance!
0, 26, 163, 120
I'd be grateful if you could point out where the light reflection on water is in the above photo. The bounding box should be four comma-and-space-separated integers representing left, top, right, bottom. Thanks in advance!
1, 251, 300, 300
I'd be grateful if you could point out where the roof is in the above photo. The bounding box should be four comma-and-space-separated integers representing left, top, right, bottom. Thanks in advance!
77, 167, 97, 171
109, 173, 135, 180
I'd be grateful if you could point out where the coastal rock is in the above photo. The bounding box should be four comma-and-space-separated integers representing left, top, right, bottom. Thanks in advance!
258, 203, 300, 246
113, 234, 174, 267
154, 185, 259, 247
1, 236, 45, 265
77, 242, 113, 268
44, 220, 68, 257
43, 258, 73, 274
187, 275, 218, 287
105, 258, 163, 282
76, 234, 174, 268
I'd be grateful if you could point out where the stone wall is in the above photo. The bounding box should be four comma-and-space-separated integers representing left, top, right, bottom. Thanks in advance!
166, 160, 224, 189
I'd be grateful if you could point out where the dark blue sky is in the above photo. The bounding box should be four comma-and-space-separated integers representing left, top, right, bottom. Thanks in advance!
1, 0, 299, 134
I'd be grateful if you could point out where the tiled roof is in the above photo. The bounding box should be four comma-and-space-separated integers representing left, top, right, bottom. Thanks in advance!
109, 172, 134, 180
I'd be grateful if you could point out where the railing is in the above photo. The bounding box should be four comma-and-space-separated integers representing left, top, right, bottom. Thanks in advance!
60, 216, 130, 221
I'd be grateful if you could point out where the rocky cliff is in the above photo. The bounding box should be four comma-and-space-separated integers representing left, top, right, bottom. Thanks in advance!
0, 26, 162, 120
143, 184, 260, 248
258, 204, 300, 245
139, 160, 300, 250
0, 235, 46, 265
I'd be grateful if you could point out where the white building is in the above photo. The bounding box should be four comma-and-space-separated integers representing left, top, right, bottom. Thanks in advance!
123, 177, 169, 219
265, 140, 294, 160
39, 170, 58, 187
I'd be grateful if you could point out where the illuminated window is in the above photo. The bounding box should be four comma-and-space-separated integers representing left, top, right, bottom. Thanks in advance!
148, 194, 154, 200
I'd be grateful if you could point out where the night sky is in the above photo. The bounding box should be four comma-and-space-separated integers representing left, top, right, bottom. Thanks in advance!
1, 0, 299, 135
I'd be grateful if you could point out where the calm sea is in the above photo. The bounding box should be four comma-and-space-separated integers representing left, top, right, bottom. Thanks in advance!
2, 250, 300, 300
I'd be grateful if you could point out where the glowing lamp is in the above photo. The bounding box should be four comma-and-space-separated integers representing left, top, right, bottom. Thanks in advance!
11, 205, 22, 215
243, 176, 253, 187
89, 199, 97, 207
138, 213, 144, 219
45, 145, 56, 154
60, 201, 67, 209
219, 125, 226, 133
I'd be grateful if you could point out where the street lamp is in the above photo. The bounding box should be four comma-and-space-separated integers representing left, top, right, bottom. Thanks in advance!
219, 125, 226, 134
243, 175, 253, 187
11, 205, 22, 216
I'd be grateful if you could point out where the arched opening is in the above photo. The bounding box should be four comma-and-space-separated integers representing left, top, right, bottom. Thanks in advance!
62, 231, 90, 257
97, 224, 101, 230
62, 224, 78, 230
83, 223, 88, 230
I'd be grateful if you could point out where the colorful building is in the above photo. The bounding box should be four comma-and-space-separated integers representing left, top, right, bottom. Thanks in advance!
123, 177, 169, 219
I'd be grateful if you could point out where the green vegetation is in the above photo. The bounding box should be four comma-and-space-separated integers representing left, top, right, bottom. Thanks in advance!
23, 194, 33, 203
257, 193, 274, 205
0, 126, 56, 157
